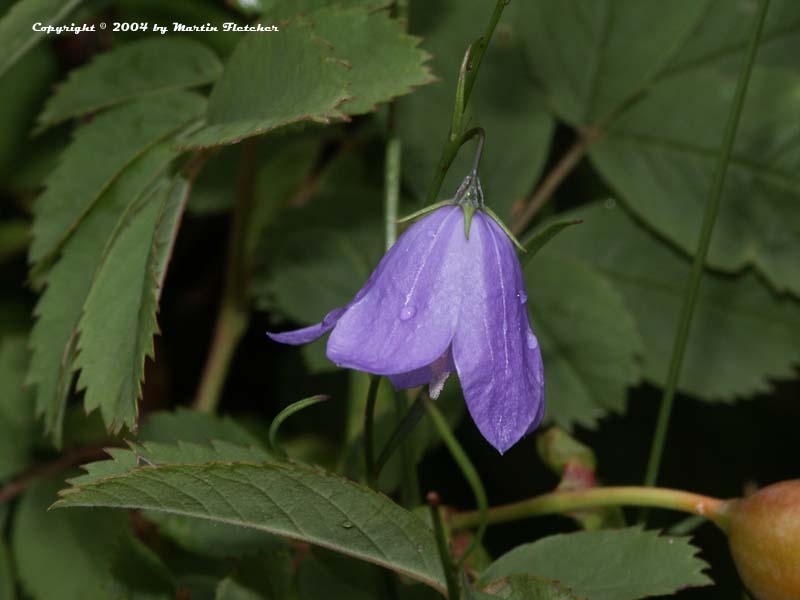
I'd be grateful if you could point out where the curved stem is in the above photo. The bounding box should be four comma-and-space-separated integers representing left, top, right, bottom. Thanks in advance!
641, 0, 770, 501
449, 486, 732, 533
268, 395, 329, 458
425, 397, 488, 566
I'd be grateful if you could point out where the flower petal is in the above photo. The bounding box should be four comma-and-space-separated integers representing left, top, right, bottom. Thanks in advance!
266, 307, 347, 345
452, 212, 545, 454
328, 206, 468, 375
388, 348, 455, 399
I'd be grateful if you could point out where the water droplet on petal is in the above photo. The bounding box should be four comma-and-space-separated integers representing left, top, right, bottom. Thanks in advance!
341, 521, 354, 529
399, 306, 416, 321
526, 331, 538, 350
517, 291, 528, 304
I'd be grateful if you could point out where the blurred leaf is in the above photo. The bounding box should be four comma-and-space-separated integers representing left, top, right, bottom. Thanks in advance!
0, 0, 81, 78
12, 478, 173, 600
29, 91, 205, 265
73, 176, 191, 433
297, 548, 441, 600
264, 0, 391, 20
516, 0, 710, 126
56, 442, 447, 592
216, 578, 264, 600
399, 0, 554, 219
37, 38, 222, 130
186, 144, 242, 215
525, 251, 642, 429
28, 139, 182, 443
480, 527, 710, 600
140, 408, 264, 446
308, 6, 434, 115
480, 575, 580, 600
182, 20, 349, 149
0, 538, 13, 600
0, 336, 37, 480
0, 221, 29, 265
215, 551, 294, 600
549, 202, 800, 401
591, 66, 800, 296
0, 44, 56, 179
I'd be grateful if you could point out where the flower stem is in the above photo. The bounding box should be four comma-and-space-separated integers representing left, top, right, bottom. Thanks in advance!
193, 140, 260, 413
384, 137, 402, 250
424, 0, 508, 206
373, 390, 426, 483
428, 492, 460, 600
641, 0, 770, 502
364, 375, 382, 488
268, 395, 329, 458
449, 486, 732, 533
425, 397, 488, 566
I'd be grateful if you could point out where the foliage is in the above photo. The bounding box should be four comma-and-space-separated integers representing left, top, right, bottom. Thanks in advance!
0, 0, 797, 598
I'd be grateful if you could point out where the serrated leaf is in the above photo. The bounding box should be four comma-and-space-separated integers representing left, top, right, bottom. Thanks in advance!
481, 575, 581, 600
591, 65, 800, 296
72, 175, 191, 433
12, 478, 173, 600
27, 139, 181, 443
0, 0, 81, 78
399, 0, 554, 219
548, 202, 800, 402
182, 20, 349, 149
481, 528, 711, 600
525, 251, 643, 429
0, 336, 37, 480
30, 91, 205, 266
56, 444, 446, 592
37, 38, 222, 130
308, 6, 434, 115
516, 0, 711, 126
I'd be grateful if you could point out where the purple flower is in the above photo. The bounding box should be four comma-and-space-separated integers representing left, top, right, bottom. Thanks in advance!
268, 201, 545, 454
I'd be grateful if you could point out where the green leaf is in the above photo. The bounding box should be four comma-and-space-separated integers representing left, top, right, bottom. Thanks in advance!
548, 201, 800, 402
265, 0, 391, 20
56, 443, 447, 592
27, 139, 182, 443
12, 478, 173, 600
399, 0, 554, 219
215, 551, 295, 600
37, 38, 222, 130
72, 175, 192, 433
590, 65, 800, 295
140, 408, 264, 447
182, 20, 349, 149
29, 91, 205, 266
307, 6, 434, 115
0, 0, 81, 78
516, 0, 711, 126
481, 575, 580, 600
480, 527, 711, 600
0, 336, 37, 480
0, 538, 13, 600
525, 251, 642, 429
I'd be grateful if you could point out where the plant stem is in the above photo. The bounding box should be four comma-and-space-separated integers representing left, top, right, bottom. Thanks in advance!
641, 0, 770, 499
449, 486, 731, 533
428, 492, 460, 600
424, 0, 508, 206
364, 375, 382, 488
393, 391, 421, 507
425, 397, 488, 566
384, 136, 402, 249
268, 395, 330, 458
373, 390, 425, 483
511, 128, 601, 235
193, 140, 260, 413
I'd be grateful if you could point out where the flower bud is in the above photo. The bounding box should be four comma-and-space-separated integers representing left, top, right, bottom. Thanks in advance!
727, 480, 800, 600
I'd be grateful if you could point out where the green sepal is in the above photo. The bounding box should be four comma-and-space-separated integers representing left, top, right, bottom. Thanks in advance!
519, 219, 583, 268
483, 206, 526, 253
462, 204, 477, 239
396, 200, 456, 224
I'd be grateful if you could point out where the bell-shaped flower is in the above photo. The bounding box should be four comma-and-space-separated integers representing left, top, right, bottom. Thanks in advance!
268, 169, 545, 454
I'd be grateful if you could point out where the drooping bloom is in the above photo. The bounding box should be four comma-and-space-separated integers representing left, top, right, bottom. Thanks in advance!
268, 172, 545, 454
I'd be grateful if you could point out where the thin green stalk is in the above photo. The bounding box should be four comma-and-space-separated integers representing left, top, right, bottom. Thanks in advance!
384, 137, 402, 249
424, 0, 508, 206
428, 492, 460, 600
364, 375, 382, 488
193, 140, 260, 413
641, 0, 770, 499
268, 395, 329, 458
393, 391, 421, 507
449, 486, 731, 533
425, 397, 488, 567
373, 391, 426, 483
